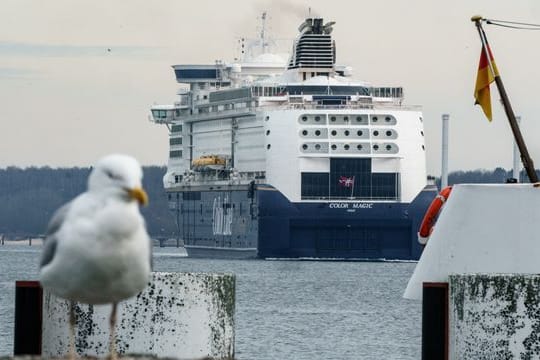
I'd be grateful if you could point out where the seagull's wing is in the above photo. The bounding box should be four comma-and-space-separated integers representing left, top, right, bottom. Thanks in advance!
40, 201, 72, 268
149, 236, 154, 271
141, 217, 153, 271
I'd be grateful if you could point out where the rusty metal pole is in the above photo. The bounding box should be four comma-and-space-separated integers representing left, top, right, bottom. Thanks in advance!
471, 16, 538, 183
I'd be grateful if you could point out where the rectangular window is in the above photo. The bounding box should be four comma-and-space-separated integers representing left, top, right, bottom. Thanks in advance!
170, 150, 182, 158
371, 173, 398, 199
169, 137, 182, 145
182, 191, 201, 201
301, 172, 329, 199
171, 124, 182, 133
301, 159, 399, 200
330, 158, 371, 199
175, 69, 218, 79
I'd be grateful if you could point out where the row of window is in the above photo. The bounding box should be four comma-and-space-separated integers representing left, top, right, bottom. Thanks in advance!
170, 150, 183, 158
170, 137, 183, 145
299, 114, 397, 125
300, 128, 397, 139
300, 142, 399, 154
301, 158, 399, 200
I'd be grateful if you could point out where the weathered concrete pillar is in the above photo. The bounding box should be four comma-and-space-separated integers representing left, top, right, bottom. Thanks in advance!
42, 272, 235, 359
449, 274, 540, 359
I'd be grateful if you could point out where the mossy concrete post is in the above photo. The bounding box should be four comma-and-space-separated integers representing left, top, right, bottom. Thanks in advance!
449, 274, 540, 359
42, 272, 235, 359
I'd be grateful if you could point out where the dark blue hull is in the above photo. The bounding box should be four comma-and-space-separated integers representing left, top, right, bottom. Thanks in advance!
168, 184, 436, 261
257, 186, 436, 260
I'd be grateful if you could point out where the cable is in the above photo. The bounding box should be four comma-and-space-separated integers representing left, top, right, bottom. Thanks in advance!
485, 18, 540, 30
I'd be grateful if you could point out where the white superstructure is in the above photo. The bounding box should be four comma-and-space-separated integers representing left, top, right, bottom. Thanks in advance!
151, 15, 427, 204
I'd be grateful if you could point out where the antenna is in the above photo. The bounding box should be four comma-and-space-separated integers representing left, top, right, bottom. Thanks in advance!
260, 12, 267, 53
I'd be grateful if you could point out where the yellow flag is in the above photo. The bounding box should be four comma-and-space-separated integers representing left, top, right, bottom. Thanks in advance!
474, 45, 499, 121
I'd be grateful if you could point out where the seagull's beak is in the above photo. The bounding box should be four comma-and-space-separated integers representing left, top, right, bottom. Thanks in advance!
128, 187, 149, 206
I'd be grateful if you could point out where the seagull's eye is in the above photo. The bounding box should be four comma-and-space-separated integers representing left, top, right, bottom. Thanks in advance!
105, 169, 121, 180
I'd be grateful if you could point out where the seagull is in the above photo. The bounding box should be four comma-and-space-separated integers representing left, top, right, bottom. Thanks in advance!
39, 154, 152, 360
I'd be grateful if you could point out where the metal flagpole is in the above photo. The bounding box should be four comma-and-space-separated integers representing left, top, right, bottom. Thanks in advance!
471, 16, 538, 183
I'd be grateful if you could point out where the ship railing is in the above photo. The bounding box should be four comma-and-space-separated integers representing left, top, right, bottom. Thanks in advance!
183, 107, 257, 122
257, 103, 422, 111
301, 195, 400, 201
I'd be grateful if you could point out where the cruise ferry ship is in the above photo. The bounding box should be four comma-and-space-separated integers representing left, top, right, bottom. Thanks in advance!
150, 14, 437, 260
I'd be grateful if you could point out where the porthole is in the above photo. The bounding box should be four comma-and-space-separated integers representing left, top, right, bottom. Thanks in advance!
330, 116, 336, 122
385, 116, 391, 122
302, 144, 308, 150
385, 130, 392, 136
331, 144, 337, 150
420, 117, 423, 122
267, 144, 271, 149
344, 144, 350, 150
386, 145, 392, 151
356, 116, 363, 122
315, 130, 321, 136
266, 116, 270, 121
373, 130, 379, 136
344, 116, 349, 121
422, 145, 425, 150
301, 116, 307, 122
331, 130, 337, 136
372, 116, 378, 122
357, 144, 363, 150
373, 144, 379, 150
315, 116, 321, 122
266, 130, 270, 136
357, 130, 363, 136
302, 130, 308, 136
344, 130, 350, 136
421, 131, 424, 136
315, 144, 321, 150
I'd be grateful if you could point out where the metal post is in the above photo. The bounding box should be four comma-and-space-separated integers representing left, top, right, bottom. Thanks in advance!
472, 16, 538, 183
441, 114, 450, 189
14, 281, 42, 355
422, 282, 449, 360
513, 116, 522, 182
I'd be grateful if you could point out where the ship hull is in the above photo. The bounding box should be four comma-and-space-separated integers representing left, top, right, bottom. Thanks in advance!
168, 185, 437, 261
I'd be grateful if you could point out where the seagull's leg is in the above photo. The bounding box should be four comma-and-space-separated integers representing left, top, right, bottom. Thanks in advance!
68, 301, 76, 360
109, 302, 118, 360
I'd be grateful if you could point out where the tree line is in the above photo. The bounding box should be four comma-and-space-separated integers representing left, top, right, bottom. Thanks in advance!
0, 166, 536, 238
0, 166, 176, 239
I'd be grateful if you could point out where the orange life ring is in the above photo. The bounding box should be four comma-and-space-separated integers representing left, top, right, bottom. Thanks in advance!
418, 186, 452, 245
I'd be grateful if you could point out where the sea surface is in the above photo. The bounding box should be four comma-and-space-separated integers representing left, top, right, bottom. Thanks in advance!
0, 245, 421, 360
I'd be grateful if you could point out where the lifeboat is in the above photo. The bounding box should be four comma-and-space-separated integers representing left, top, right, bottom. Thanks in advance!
191, 155, 227, 171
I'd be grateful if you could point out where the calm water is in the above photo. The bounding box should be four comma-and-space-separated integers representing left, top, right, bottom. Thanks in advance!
0, 245, 421, 360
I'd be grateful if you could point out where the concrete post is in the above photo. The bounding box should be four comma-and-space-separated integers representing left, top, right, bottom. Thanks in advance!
449, 274, 540, 359
42, 272, 235, 359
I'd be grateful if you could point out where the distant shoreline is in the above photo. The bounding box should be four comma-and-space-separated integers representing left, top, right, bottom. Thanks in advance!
1, 238, 44, 246
0, 238, 184, 248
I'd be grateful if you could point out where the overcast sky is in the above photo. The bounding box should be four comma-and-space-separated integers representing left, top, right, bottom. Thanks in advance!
2, 0, 540, 175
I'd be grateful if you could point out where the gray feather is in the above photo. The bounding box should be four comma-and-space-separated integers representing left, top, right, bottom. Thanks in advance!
45, 202, 72, 236
40, 234, 58, 268
40, 201, 72, 268
149, 237, 153, 271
